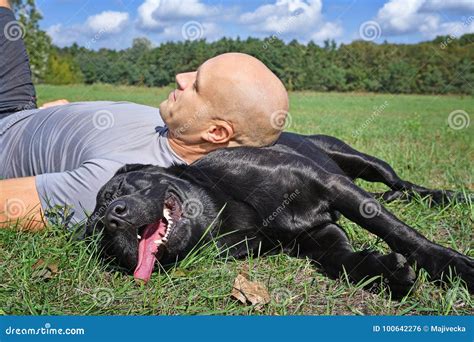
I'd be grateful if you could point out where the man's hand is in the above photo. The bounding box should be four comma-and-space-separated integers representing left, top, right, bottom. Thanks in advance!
0, 177, 45, 231
39, 99, 69, 109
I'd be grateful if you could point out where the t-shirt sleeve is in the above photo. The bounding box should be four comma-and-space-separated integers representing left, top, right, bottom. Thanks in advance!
35, 158, 123, 225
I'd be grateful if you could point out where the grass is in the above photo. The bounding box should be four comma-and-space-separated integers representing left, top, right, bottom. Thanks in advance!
1, 84, 473, 315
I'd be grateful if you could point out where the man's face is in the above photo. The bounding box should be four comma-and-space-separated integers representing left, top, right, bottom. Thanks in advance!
159, 65, 212, 142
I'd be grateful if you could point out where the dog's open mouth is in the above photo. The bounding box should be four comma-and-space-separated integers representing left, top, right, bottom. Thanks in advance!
133, 192, 182, 282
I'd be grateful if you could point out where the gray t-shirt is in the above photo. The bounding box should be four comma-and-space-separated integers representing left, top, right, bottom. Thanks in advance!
0, 101, 185, 224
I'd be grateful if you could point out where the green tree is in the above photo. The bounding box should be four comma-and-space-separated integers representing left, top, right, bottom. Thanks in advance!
51, 33, 474, 95
44, 51, 83, 85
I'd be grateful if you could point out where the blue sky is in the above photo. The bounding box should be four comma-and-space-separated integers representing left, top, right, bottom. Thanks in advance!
36, 0, 474, 50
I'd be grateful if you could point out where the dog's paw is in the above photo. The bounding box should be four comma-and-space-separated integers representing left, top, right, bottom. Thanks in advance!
442, 253, 474, 293
427, 190, 471, 206
423, 247, 474, 293
377, 252, 417, 297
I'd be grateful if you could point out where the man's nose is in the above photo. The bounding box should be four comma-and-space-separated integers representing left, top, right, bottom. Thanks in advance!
175, 71, 197, 90
105, 200, 131, 230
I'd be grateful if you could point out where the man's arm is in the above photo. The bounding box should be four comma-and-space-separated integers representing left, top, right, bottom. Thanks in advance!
0, 0, 43, 230
1, 159, 120, 231
0, 177, 45, 230
0, 0, 10, 9
39, 99, 69, 109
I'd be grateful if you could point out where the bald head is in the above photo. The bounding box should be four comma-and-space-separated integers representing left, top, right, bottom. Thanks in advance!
159, 52, 289, 162
200, 53, 289, 145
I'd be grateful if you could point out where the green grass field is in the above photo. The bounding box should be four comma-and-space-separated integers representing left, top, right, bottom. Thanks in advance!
1, 84, 473, 315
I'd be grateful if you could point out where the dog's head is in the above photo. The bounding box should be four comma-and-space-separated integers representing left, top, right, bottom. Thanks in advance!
85, 164, 216, 282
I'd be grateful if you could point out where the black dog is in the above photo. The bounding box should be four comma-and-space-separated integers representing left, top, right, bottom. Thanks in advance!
85, 133, 473, 297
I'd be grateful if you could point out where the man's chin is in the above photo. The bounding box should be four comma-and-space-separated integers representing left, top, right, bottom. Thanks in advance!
158, 102, 170, 121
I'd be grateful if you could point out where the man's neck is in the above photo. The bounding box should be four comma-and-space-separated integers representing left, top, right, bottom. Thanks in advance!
167, 136, 208, 164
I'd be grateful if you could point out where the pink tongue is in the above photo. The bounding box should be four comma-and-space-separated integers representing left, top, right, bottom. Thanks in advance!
133, 220, 166, 282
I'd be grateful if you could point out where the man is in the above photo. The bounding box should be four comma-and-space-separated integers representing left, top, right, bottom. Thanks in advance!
0, 1, 289, 230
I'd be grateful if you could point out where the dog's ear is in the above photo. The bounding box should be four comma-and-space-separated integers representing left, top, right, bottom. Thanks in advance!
115, 164, 153, 175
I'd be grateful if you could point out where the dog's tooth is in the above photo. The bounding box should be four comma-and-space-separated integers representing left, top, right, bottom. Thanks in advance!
154, 239, 163, 245
137, 234, 142, 239
162, 237, 168, 242
163, 208, 172, 221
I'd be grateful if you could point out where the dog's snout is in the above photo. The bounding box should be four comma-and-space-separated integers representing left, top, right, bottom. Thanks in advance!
105, 200, 130, 229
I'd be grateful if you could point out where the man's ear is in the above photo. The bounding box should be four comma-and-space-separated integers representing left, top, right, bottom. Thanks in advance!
202, 121, 234, 144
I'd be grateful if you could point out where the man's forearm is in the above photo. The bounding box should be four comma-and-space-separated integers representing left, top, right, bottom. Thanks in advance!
0, 0, 11, 9
0, 176, 45, 230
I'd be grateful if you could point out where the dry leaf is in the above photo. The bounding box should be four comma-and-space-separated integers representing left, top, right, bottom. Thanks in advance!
32, 268, 52, 280
31, 258, 59, 281
31, 259, 45, 270
48, 263, 59, 274
231, 274, 270, 309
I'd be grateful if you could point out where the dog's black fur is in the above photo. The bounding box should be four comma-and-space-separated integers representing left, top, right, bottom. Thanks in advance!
85, 132, 473, 297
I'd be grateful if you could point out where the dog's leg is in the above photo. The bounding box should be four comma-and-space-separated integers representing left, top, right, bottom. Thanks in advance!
307, 135, 465, 205
368, 189, 466, 205
291, 223, 417, 297
327, 174, 473, 292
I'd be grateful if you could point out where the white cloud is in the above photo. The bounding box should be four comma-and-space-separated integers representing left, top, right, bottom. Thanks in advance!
137, 0, 218, 31
240, 0, 322, 33
160, 21, 220, 42
376, 0, 429, 34
421, 0, 474, 12
137, 0, 162, 30
375, 0, 474, 37
85, 11, 129, 34
135, 0, 229, 43
426, 17, 474, 38
46, 24, 79, 47
239, 0, 342, 42
46, 11, 130, 48
311, 21, 343, 41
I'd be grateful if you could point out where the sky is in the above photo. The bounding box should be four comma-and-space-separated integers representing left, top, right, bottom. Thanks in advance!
36, 0, 474, 50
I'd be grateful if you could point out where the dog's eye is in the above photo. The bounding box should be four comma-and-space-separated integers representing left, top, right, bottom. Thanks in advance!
102, 179, 125, 201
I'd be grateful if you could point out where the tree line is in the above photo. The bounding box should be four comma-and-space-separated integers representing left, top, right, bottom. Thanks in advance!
43, 34, 473, 95
13, 0, 472, 95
